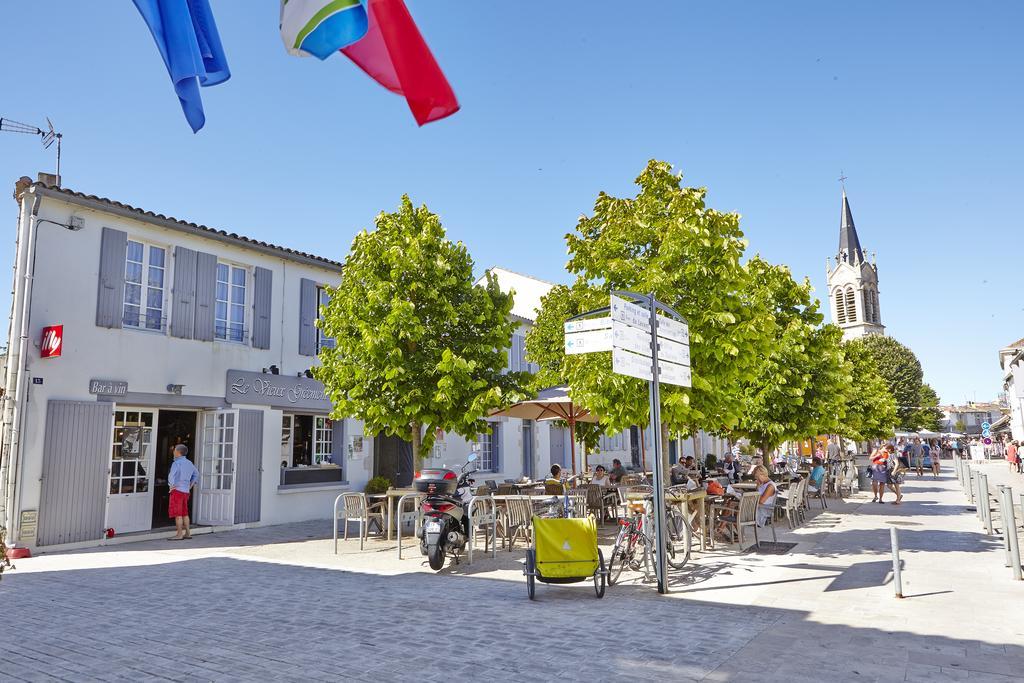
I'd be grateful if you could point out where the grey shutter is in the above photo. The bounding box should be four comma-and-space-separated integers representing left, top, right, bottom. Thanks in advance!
252, 266, 273, 349
37, 401, 113, 546
194, 251, 217, 342
170, 246, 197, 339
234, 409, 263, 524
96, 227, 126, 328
492, 423, 501, 472
298, 277, 317, 356
331, 418, 346, 476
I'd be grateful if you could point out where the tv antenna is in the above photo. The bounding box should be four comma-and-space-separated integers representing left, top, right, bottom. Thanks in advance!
0, 116, 63, 185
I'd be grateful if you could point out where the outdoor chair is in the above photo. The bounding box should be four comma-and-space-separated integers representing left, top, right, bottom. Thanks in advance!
775, 481, 801, 529
718, 492, 759, 551
496, 484, 517, 496
580, 484, 614, 523
808, 476, 827, 509
621, 474, 643, 486
333, 492, 385, 552
485, 479, 498, 492
616, 485, 654, 520
794, 478, 809, 524
545, 482, 566, 496
568, 490, 588, 518
503, 496, 534, 551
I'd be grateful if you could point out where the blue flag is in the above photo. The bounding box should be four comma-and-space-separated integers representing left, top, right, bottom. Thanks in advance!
133, 0, 230, 132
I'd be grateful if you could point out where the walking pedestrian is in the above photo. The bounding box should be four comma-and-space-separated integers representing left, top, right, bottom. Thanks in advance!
168, 444, 198, 540
887, 444, 906, 505
1007, 440, 1019, 475
931, 441, 941, 478
870, 446, 890, 503
909, 437, 925, 478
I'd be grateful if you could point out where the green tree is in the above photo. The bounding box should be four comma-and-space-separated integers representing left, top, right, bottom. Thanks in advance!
839, 339, 899, 441
527, 160, 773, 465
732, 257, 850, 455
916, 383, 944, 432
847, 335, 923, 430
316, 196, 523, 459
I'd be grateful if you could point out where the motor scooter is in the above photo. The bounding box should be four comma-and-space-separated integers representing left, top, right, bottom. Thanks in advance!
415, 454, 478, 570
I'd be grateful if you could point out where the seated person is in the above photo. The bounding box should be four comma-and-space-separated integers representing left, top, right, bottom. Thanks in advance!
719, 453, 740, 483
716, 465, 776, 540
670, 460, 689, 485
608, 458, 627, 484
544, 464, 566, 493
742, 455, 764, 480
683, 455, 705, 479
808, 457, 825, 493
591, 465, 610, 486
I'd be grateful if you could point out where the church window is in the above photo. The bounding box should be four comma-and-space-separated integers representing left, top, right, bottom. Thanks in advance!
863, 289, 874, 323
872, 290, 880, 323
834, 289, 846, 324
845, 288, 857, 322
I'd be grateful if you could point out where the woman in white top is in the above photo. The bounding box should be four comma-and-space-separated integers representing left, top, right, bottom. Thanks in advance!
590, 465, 610, 486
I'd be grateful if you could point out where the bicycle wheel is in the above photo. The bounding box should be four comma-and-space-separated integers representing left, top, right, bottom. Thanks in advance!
665, 508, 691, 570
608, 527, 635, 586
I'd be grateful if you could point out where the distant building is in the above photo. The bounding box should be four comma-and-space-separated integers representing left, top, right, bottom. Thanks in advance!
825, 189, 885, 340
940, 401, 1006, 435
999, 336, 1024, 441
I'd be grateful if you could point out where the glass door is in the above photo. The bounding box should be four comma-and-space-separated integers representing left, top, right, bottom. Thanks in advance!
105, 409, 157, 534
195, 409, 238, 526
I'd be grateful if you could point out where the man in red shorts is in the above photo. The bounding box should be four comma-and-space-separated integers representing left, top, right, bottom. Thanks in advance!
168, 444, 198, 540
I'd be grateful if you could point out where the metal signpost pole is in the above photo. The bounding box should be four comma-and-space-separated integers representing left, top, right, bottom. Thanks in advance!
647, 292, 669, 595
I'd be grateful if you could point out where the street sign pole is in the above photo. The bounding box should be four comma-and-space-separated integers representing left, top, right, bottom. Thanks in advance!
646, 292, 669, 595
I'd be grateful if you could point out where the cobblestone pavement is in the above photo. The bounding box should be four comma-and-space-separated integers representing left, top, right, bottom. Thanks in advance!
2, 468, 1023, 682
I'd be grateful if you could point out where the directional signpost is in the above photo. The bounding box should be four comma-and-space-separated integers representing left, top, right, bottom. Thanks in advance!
564, 291, 692, 595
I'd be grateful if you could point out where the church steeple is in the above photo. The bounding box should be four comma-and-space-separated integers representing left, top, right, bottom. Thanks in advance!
838, 190, 864, 264
826, 184, 885, 340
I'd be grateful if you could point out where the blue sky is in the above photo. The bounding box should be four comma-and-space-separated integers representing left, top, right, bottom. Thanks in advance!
1, 1, 1020, 405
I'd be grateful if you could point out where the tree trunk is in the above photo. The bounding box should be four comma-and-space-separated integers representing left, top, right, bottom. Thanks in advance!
410, 421, 422, 460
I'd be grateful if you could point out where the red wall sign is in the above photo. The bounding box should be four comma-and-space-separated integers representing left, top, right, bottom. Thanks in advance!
40, 325, 63, 358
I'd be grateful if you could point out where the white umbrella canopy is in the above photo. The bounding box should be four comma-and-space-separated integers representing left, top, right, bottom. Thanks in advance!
488, 386, 600, 473
917, 428, 941, 438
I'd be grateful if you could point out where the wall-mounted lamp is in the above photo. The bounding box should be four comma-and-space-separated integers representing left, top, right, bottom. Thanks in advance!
166, 384, 184, 395
304, 369, 314, 379
269, 365, 279, 375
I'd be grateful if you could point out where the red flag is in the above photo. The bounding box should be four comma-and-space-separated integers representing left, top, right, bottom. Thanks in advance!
341, 0, 459, 126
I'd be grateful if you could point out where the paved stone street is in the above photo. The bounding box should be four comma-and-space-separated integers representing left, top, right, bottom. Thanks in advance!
2, 466, 1023, 682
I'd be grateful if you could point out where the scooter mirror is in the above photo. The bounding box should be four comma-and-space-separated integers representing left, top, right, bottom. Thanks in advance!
467, 453, 478, 463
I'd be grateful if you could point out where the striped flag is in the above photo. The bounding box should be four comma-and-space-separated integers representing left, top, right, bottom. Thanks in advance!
281, 0, 458, 126
280, 0, 369, 59
341, 0, 459, 126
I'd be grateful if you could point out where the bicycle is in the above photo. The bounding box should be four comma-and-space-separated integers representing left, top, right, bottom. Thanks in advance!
607, 490, 691, 585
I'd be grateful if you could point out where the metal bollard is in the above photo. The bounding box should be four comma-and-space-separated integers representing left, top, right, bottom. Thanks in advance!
980, 473, 994, 535
998, 486, 1013, 567
968, 469, 976, 506
1000, 487, 1022, 581
890, 527, 903, 598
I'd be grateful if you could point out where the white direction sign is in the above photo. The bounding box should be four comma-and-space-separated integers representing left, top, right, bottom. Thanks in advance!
610, 294, 651, 331
657, 335, 690, 366
564, 316, 612, 334
612, 323, 652, 357
565, 328, 612, 354
612, 348, 692, 388
656, 316, 689, 345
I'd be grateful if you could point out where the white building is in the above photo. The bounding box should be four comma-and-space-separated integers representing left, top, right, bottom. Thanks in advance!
939, 401, 1006, 435
0, 177, 368, 551
999, 337, 1024, 441
825, 189, 885, 340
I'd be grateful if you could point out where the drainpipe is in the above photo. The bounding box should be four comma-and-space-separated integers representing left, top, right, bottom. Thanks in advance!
1, 189, 41, 535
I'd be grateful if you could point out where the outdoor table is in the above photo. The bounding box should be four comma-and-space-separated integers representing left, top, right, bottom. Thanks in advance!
370, 488, 423, 541
732, 482, 757, 491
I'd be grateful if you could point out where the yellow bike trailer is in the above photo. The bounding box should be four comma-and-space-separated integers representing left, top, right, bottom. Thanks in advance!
524, 515, 607, 599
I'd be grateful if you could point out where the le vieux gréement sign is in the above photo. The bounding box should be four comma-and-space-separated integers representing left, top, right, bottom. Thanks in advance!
225, 370, 331, 411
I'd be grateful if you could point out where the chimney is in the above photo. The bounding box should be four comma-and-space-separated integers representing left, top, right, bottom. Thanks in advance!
37, 172, 58, 187
13, 176, 32, 204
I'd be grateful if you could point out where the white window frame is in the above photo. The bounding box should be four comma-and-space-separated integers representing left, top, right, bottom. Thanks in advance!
123, 239, 167, 332
215, 261, 249, 344
316, 286, 335, 352
109, 409, 156, 495
313, 416, 333, 465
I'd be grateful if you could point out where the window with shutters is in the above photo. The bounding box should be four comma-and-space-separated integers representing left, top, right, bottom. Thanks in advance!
505, 332, 539, 374
316, 286, 335, 352
123, 240, 166, 331
215, 263, 247, 343
474, 423, 500, 472
834, 289, 846, 324
844, 288, 857, 322
599, 432, 625, 452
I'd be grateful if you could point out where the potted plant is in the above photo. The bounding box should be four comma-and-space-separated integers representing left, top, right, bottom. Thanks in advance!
365, 476, 392, 495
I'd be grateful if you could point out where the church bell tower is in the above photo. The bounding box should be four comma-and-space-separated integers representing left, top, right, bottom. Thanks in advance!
826, 188, 885, 340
